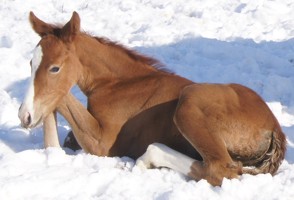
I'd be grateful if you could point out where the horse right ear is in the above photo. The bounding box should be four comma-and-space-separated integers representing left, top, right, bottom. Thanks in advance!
29, 11, 55, 37
60, 11, 80, 42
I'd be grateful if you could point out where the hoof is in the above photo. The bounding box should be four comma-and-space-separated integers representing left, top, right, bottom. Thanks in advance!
63, 131, 81, 151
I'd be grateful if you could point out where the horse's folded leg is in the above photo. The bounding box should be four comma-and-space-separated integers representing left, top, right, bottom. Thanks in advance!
189, 159, 242, 186
173, 85, 243, 186
63, 131, 82, 151
43, 111, 60, 148
56, 93, 107, 156
135, 143, 196, 176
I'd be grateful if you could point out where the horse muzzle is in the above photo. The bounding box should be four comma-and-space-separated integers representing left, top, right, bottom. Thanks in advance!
18, 103, 36, 129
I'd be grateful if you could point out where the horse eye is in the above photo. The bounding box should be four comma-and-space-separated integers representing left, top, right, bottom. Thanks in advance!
49, 66, 60, 73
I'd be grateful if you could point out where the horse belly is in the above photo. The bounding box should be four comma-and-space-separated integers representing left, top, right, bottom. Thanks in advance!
109, 100, 201, 160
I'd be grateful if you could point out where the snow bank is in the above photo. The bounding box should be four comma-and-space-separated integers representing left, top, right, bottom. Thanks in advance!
0, 0, 294, 199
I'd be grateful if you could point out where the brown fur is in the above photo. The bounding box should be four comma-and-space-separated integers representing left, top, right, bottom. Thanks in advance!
21, 12, 286, 186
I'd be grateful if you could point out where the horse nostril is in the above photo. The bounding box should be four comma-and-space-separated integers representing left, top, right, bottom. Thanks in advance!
24, 112, 32, 127
27, 113, 32, 125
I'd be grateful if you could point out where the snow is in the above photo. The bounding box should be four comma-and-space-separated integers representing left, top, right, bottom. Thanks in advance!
0, 0, 294, 199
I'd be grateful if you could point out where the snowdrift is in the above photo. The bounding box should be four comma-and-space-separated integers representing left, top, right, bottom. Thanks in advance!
0, 1, 294, 199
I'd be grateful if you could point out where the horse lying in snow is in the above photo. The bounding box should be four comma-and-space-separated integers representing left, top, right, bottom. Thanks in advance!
18, 12, 286, 186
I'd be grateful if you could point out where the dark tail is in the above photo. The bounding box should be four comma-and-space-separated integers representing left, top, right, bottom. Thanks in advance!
243, 130, 286, 175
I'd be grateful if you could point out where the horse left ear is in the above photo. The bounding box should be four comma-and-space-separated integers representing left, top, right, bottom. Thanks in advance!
29, 11, 56, 37
61, 11, 80, 42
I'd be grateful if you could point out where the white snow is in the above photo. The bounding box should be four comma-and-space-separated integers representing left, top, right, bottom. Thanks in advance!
0, 0, 294, 199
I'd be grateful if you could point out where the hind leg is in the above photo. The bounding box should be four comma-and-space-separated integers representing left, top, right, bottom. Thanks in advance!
135, 143, 239, 186
136, 143, 197, 175
173, 85, 242, 186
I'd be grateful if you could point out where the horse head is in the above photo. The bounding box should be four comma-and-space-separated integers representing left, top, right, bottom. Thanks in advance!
18, 12, 82, 128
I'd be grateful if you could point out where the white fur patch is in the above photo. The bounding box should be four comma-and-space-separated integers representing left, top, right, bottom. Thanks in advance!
136, 143, 195, 176
19, 45, 43, 121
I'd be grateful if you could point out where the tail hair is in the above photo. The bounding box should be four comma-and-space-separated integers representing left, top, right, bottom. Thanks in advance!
243, 130, 286, 175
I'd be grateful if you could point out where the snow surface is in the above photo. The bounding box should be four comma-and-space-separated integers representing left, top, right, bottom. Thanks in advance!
1, 0, 294, 199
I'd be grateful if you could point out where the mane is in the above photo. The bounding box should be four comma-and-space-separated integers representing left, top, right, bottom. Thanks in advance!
93, 36, 173, 74
49, 24, 173, 74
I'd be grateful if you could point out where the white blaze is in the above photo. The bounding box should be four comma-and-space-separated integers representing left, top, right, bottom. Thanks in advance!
19, 45, 43, 121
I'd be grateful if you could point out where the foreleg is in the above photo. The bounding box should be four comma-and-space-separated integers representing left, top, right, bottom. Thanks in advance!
43, 111, 60, 148
56, 93, 107, 156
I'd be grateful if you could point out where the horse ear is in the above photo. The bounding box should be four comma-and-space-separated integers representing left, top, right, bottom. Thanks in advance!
61, 11, 80, 42
29, 11, 55, 37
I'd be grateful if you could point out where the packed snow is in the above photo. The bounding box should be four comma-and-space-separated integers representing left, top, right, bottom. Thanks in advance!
1, 0, 294, 199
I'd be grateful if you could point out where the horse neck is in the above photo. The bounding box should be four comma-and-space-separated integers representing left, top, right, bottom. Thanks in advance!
74, 34, 158, 95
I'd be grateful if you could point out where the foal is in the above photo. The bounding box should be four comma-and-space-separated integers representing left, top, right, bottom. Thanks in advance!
18, 12, 286, 186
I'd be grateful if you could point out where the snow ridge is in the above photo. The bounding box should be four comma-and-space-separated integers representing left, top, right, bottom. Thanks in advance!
0, 0, 294, 199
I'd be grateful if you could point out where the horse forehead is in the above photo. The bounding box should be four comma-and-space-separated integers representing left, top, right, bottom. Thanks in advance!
39, 38, 66, 58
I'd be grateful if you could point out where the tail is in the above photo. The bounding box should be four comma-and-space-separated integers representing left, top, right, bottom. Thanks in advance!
243, 130, 286, 175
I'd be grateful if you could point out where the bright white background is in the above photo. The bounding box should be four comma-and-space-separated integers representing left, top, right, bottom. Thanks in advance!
0, 0, 294, 199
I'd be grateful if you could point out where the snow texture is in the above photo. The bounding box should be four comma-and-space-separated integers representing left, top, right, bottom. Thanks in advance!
0, 0, 294, 199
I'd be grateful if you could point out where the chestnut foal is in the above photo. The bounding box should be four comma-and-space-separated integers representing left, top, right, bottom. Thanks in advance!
18, 12, 286, 186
